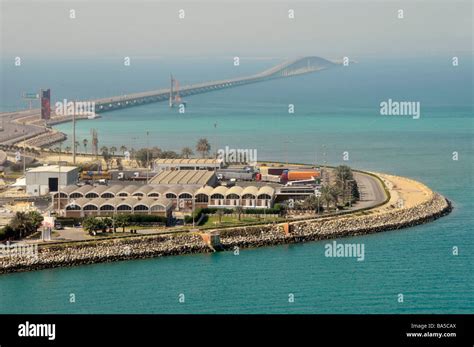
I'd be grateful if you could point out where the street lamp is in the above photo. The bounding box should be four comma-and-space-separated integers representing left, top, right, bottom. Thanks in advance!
315, 190, 321, 215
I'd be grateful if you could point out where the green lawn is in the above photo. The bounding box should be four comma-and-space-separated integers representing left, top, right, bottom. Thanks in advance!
202, 214, 281, 227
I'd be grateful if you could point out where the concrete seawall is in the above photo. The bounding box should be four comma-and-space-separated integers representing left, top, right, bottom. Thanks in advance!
0, 179, 452, 274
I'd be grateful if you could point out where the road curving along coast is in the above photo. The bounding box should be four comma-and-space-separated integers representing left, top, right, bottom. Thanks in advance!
0, 173, 452, 274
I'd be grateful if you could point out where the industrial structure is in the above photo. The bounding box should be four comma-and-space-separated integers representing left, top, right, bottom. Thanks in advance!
26, 165, 79, 196
154, 158, 223, 171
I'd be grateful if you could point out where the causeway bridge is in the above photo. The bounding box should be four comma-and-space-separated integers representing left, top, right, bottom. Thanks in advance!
93, 56, 338, 112
0, 56, 338, 145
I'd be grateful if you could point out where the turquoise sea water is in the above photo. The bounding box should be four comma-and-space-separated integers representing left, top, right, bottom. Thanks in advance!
0, 56, 472, 313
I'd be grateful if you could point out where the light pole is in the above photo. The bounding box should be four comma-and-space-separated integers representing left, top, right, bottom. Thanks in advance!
57, 142, 62, 214
72, 100, 76, 164
146, 131, 150, 184
315, 190, 321, 215
192, 194, 195, 228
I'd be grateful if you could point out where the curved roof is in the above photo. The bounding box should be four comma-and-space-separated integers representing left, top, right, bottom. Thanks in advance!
116, 197, 138, 207
134, 185, 154, 195
195, 186, 214, 196
76, 185, 94, 195
135, 197, 155, 207
147, 186, 168, 195
241, 186, 258, 196
66, 197, 89, 208
102, 185, 123, 195
117, 185, 139, 195
89, 185, 108, 195
258, 186, 275, 197
150, 197, 173, 209
211, 186, 228, 196
226, 186, 243, 197
83, 197, 107, 207
62, 185, 79, 195
104, 197, 124, 207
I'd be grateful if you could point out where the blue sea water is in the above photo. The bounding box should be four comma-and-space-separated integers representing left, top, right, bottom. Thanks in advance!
0, 56, 472, 313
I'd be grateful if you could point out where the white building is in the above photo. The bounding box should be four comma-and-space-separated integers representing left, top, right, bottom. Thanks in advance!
26, 165, 79, 196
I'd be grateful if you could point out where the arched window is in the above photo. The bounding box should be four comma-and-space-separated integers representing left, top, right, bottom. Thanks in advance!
211, 194, 224, 199
83, 204, 98, 211
148, 193, 160, 197
118, 193, 128, 197
100, 205, 114, 211
258, 194, 272, 200
195, 194, 208, 203
179, 193, 192, 199
166, 193, 177, 199
242, 194, 256, 200
134, 205, 149, 211
117, 204, 132, 211
85, 192, 99, 198
151, 205, 166, 211
227, 194, 240, 200
133, 192, 144, 197
66, 205, 80, 210
70, 193, 83, 199
101, 193, 114, 198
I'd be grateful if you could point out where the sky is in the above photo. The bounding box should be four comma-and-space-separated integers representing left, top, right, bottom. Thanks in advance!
0, 0, 472, 61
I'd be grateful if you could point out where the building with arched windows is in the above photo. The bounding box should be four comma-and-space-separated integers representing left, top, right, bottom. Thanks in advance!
59, 183, 277, 218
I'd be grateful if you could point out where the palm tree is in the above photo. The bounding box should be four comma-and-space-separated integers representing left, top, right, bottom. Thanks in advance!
181, 147, 193, 159
74, 141, 80, 153
83, 139, 88, 154
196, 138, 210, 158
28, 211, 44, 232
120, 145, 127, 155
320, 186, 333, 211
64, 146, 71, 153
100, 146, 108, 154
10, 212, 32, 239
110, 146, 117, 156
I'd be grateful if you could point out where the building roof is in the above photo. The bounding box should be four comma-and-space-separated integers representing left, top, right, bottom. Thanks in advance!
27, 165, 78, 173
149, 170, 215, 185
211, 186, 228, 196
241, 186, 259, 196
226, 186, 244, 197
155, 158, 223, 165
258, 186, 275, 197
195, 186, 214, 196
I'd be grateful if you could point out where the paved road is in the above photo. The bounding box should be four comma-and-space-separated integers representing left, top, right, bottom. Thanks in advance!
351, 171, 387, 210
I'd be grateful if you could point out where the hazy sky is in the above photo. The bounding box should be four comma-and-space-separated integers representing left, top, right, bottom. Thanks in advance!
1, 0, 472, 60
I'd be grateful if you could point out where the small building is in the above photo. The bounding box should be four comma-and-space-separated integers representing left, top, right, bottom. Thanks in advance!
26, 165, 79, 196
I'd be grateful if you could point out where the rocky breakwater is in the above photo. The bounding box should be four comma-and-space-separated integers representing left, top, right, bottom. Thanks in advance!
0, 233, 209, 274
0, 177, 452, 274
217, 192, 451, 249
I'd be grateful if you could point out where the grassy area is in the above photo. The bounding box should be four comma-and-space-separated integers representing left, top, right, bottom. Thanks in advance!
202, 214, 281, 227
